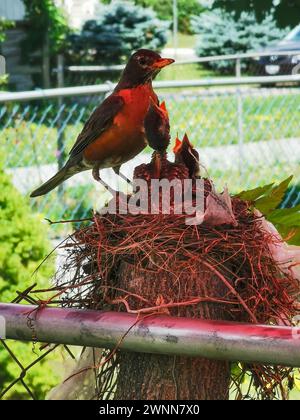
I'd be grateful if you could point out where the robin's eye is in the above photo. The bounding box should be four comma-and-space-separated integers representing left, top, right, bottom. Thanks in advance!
139, 57, 147, 66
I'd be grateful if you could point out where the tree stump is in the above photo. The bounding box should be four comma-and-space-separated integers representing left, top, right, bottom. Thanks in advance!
114, 261, 232, 400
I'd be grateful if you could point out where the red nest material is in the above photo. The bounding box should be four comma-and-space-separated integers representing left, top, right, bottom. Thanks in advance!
55, 159, 299, 400
72, 195, 298, 326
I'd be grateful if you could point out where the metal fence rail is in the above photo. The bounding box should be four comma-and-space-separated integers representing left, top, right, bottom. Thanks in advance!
64, 50, 300, 89
1, 76, 300, 229
1, 303, 300, 367
1, 74, 300, 102
67, 50, 300, 76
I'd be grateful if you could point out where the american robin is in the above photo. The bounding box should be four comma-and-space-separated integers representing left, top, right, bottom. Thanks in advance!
30, 49, 174, 197
143, 98, 170, 178
173, 134, 201, 178
144, 98, 170, 153
173, 135, 213, 203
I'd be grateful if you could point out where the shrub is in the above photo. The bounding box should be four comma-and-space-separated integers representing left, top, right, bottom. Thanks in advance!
21, 0, 70, 87
191, 9, 288, 72
0, 165, 61, 399
0, 169, 53, 301
68, 1, 169, 65
0, 17, 15, 89
131, 0, 205, 33
23, 0, 69, 55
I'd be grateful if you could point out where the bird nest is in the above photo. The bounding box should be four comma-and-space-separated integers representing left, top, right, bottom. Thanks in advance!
48, 166, 300, 400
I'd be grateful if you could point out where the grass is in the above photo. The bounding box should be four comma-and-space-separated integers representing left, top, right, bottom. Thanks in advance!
156, 63, 214, 81
160, 32, 212, 82
165, 92, 300, 145
165, 33, 197, 49
2, 91, 299, 168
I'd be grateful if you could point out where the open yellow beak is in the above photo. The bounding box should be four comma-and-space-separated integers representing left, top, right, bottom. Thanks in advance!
153, 57, 175, 69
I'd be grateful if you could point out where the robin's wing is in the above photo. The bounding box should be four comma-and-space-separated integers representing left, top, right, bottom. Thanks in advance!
69, 94, 124, 158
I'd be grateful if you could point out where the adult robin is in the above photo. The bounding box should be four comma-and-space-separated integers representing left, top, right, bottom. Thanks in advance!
30, 49, 174, 197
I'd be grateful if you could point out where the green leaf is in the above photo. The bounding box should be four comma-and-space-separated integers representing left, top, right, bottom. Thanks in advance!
254, 175, 293, 215
268, 205, 300, 227
235, 182, 274, 201
231, 362, 246, 383
295, 374, 300, 392
275, 224, 300, 246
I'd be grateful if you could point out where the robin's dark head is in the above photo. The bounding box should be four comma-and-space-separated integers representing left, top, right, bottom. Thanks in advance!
118, 49, 174, 88
173, 134, 200, 178
144, 98, 170, 152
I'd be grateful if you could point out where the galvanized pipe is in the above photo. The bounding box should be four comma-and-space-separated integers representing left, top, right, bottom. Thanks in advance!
67, 50, 300, 72
0, 303, 299, 367
1, 75, 300, 102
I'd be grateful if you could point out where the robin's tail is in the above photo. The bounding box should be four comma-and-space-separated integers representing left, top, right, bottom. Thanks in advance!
30, 166, 73, 197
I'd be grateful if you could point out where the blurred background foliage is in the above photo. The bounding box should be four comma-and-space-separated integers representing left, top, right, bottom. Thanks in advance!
0, 161, 63, 399
212, 0, 300, 28
192, 9, 288, 72
0, 17, 14, 89
0, 17, 14, 44
22, 0, 69, 55
67, 1, 170, 65
0, 164, 53, 303
103, 0, 205, 33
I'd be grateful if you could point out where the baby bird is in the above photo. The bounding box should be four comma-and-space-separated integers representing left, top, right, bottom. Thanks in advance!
143, 99, 170, 178
134, 100, 188, 182
173, 133, 200, 179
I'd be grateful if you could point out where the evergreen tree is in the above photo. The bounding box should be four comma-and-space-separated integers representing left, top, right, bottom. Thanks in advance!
68, 1, 169, 65
192, 9, 288, 72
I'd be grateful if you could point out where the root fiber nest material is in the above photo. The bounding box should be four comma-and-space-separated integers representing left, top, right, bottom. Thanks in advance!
49, 174, 299, 400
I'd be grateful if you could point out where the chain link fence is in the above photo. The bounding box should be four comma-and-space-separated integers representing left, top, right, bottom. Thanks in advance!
1, 75, 300, 399
1, 80, 300, 235
0, 284, 76, 400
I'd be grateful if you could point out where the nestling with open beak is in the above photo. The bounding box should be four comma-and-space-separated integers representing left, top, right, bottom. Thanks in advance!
134, 100, 189, 182
30, 49, 174, 197
173, 133, 201, 179
143, 98, 170, 178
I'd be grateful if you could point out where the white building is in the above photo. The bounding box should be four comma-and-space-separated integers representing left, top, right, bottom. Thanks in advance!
0, 0, 26, 21
0, 0, 100, 29
55, 0, 100, 29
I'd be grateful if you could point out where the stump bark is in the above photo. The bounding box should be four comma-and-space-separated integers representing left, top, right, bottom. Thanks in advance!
114, 261, 232, 400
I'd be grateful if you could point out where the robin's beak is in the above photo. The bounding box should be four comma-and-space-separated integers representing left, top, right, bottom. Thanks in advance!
173, 137, 182, 154
152, 57, 175, 69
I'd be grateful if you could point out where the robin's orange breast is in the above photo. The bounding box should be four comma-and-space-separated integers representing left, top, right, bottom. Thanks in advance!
83, 85, 157, 168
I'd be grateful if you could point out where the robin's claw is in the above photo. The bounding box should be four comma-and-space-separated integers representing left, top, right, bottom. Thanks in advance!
93, 166, 118, 196
92, 166, 101, 182
113, 166, 133, 186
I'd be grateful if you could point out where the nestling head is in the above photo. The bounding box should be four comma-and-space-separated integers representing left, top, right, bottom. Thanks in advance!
144, 98, 170, 152
121, 49, 174, 87
173, 134, 200, 178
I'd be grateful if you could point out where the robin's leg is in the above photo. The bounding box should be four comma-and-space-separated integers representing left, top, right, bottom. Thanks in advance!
92, 165, 117, 196
113, 166, 132, 186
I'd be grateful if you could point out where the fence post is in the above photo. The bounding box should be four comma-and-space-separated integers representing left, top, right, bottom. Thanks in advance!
57, 55, 66, 199
57, 54, 65, 90
42, 33, 51, 89
172, 0, 178, 59
235, 58, 245, 176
